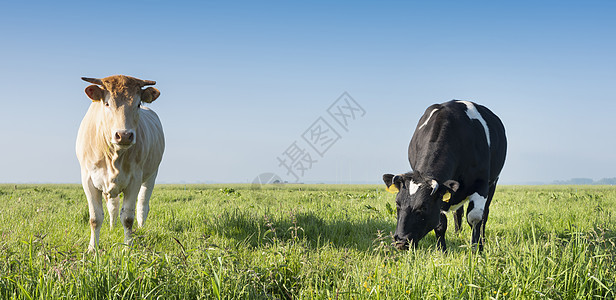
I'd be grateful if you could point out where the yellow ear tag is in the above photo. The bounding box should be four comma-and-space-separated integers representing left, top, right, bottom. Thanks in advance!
442, 191, 451, 203
386, 185, 399, 194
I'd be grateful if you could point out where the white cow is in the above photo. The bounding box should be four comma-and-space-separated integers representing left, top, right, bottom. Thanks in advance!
76, 75, 165, 251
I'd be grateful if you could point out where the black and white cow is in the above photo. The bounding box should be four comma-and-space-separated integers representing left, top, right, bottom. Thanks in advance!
383, 100, 506, 251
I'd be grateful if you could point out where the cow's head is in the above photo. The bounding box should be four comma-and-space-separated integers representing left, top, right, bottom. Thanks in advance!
383, 172, 459, 250
82, 75, 160, 150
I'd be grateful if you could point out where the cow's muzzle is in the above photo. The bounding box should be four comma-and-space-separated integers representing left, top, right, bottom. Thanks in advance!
394, 241, 408, 250
113, 129, 135, 147
393, 235, 417, 250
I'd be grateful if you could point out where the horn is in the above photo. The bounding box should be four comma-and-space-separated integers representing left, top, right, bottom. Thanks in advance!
139, 79, 156, 87
430, 180, 439, 196
81, 77, 103, 85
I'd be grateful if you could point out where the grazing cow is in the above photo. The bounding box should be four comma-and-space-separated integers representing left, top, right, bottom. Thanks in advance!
76, 75, 165, 251
383, 100, 506, 251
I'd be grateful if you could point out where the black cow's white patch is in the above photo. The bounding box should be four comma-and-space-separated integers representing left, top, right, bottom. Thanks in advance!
457, 100, 490, 147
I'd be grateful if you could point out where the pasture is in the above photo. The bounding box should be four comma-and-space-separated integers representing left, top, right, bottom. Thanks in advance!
0, 184, 615, 299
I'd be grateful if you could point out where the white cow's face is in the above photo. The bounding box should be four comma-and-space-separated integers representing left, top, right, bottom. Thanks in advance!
102, 90, 140, 149
83, 75, 160, 150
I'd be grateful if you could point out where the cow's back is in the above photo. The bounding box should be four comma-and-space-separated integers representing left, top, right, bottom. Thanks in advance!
409, 100, 506, 184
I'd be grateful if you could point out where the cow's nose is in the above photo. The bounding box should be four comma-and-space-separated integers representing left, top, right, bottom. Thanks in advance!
114, 130, 134, 145
393, 234, 411, 250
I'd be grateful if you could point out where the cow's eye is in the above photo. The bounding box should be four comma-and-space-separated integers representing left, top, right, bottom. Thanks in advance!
105, 102, 110, 107
138, 103, 141, 108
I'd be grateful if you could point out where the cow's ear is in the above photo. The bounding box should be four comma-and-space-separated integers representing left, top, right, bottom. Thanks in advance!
383, 174, 395, 190
383, 174, 403, 194
443, 180, 460, 193
141, 87, 160, 103
85, 85, 104, 101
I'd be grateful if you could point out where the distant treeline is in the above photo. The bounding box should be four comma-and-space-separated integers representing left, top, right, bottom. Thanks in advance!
553, 178, 616, 185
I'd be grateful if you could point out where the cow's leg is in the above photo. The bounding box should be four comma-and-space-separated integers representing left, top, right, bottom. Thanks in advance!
435, 212, 448, 252
82, 175, 103, 252
479, 180, 498, 249
106, 194, 120, 228
136, 171, 157, 227
120, 182, 141, 246
453, 207, 464, 232
466, 184, 489, 251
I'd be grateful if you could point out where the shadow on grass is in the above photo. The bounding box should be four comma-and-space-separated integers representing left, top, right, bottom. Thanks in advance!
206, 205, 616, 255
212, 209, 395, 252
209, 209, 510, 254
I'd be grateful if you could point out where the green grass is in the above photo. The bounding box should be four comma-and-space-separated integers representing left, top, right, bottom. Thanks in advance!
1, 184, 615, 299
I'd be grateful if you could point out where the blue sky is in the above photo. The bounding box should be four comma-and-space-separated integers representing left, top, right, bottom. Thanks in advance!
0, 1, 614, 184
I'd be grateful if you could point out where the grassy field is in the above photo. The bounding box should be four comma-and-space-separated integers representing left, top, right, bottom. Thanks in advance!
0, 184, 615, 299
